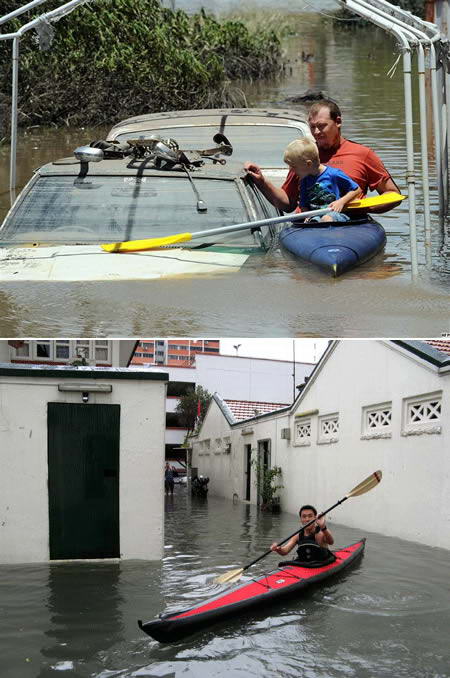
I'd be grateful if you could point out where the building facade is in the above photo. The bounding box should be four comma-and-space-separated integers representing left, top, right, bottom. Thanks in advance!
0, 363, 168, 564
6, 339, 137, 367
138, 352, 315, 460
191, 340, 450, 550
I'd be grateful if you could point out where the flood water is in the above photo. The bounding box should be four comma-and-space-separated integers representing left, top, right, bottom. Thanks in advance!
1, 488, 449, 677
1, 4, 450, 336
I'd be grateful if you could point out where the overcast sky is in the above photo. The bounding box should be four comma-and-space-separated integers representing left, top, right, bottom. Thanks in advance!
219, 339, 330, 363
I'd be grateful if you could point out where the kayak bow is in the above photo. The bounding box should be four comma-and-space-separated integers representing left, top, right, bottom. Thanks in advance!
138, 539, 365, 643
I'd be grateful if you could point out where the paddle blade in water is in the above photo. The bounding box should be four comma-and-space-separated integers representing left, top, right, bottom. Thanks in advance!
346, 470, 382, 498
101, 232, 192, 252
214, 568, 244, 585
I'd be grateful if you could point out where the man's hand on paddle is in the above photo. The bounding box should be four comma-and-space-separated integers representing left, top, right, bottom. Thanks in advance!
315, 516, 327, 530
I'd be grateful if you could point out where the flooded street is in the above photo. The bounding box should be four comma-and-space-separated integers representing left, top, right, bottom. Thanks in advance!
1, 489, 449, 677
1, 3, 449, 336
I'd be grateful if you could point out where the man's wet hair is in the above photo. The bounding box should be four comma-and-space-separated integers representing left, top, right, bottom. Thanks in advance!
299, 504, 317, 517
308, 99, 341, 122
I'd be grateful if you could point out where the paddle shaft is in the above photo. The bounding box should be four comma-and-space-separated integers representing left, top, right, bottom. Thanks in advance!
186, 207, 332, 241
242, 496, 347, 573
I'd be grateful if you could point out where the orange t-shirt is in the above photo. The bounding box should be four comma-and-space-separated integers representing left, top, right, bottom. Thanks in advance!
282, 138, 393, 207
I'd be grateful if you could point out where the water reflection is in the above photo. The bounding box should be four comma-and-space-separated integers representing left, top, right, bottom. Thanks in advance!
39, 563, 124, 674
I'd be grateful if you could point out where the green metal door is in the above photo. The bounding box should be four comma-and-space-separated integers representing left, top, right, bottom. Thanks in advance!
48, 403, 120, 559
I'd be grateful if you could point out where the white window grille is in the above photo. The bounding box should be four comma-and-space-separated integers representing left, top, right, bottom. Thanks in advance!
294, 418, 311, 446
199, 439, 210, 456
214, 437, 222, 455
318, 413, 339, 444
402, 392, 442, 436
362, 402, 392, 440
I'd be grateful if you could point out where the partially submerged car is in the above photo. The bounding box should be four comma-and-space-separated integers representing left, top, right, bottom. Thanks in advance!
0, 134, 282, 282
107, 108, 310, 185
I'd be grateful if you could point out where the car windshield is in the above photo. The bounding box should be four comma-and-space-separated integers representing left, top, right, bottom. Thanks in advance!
0, 174, 257, 245
114, 125, 305, 166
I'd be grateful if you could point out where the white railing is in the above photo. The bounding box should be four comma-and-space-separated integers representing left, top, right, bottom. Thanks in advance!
0, 0, 93, 196
336, 0, 445, 275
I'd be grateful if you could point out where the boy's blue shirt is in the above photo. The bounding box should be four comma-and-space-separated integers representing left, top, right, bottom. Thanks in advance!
299, 165, 359, 210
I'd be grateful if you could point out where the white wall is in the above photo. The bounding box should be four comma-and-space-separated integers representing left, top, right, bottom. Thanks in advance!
165, 428, 184, 445
192, 399, 290, 504
143, 354, 313, 404
283, 341, 450, 549
195, 354, 312, 403
0, 370, 167, 563
0, 342, 9, 362
193, 341, 450, 550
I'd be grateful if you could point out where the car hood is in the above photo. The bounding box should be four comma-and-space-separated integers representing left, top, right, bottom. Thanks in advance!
0, 244, 250, 281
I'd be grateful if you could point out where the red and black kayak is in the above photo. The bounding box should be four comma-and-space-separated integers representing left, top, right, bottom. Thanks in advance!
138, 539, 365, 643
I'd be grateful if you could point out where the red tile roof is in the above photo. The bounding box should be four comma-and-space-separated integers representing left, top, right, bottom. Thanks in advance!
425, 340, 450, 356
224, 399, 289, 421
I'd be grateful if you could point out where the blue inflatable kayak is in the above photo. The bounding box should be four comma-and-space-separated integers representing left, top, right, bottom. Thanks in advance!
279, 218, 386, 277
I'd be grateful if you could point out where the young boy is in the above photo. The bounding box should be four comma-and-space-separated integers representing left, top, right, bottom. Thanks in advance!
283, 137, 361, 222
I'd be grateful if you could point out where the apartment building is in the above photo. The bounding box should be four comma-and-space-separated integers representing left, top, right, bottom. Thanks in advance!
132, 339, 220, 367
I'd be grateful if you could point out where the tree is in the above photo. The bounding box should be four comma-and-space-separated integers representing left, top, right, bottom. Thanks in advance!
175, 385, 212, 433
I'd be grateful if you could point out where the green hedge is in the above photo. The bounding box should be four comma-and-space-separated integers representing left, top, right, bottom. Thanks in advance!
0, 0, 282, 130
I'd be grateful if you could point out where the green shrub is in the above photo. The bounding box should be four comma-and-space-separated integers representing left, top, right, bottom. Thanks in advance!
0, 0, 282, 129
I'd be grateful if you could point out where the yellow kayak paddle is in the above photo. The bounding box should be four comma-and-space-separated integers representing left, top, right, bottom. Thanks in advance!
101, 192, 406, 254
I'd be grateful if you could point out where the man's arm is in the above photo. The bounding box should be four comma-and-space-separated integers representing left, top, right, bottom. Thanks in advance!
244, 162, 296, 212
270, 534, 298, 556
377, 176, 400, 195
321, 526, 334, 546
316, 516, 334, 545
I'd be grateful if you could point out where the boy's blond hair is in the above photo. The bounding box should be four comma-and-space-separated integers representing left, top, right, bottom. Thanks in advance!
284, 137, 319, 168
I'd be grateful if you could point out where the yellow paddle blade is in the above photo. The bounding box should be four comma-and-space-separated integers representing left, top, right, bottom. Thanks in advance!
214, 568, 244, 585
101, 232, 192, 253
346, 470, 382, 498
346, 193, 406, 210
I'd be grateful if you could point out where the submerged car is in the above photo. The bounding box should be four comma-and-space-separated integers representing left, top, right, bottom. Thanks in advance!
0, 134, 283, 282
107, 108, 310, 185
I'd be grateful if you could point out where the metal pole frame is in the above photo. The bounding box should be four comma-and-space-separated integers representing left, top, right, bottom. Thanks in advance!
0, 0, 94, 192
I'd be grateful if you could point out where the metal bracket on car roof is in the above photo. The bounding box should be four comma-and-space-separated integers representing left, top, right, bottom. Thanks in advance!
91, 133, 233, 171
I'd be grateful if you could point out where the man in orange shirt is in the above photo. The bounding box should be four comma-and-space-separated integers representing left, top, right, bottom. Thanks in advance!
244, 99, 400, 215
